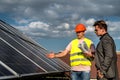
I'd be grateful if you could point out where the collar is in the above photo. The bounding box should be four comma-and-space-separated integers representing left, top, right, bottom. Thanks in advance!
100, 33, 108, 40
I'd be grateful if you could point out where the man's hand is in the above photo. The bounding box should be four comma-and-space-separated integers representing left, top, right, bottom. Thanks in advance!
97, 70, 104, 78
46, 52, 55, 58
79, 41, 94, 58
84, 52, 93, 57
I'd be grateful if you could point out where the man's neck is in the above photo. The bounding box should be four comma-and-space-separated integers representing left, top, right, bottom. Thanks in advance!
101, 32, 107, 36
78, 36, 85, 40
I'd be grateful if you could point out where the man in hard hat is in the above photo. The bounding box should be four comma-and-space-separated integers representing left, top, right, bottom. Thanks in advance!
46, 23, 95, 80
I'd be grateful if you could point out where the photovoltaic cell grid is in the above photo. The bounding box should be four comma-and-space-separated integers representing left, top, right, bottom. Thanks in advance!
0, 20, 70, 79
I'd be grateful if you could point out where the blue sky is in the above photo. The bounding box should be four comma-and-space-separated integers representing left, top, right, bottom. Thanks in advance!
0, 0, 120, 52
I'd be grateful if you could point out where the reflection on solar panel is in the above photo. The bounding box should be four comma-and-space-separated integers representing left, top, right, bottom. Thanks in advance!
0, 20, 70, 80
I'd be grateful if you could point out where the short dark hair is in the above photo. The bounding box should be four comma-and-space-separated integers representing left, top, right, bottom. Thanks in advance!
93, 20, 107, 31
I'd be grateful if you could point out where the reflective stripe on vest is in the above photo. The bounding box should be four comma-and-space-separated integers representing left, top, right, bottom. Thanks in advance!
70, 38, 92, 66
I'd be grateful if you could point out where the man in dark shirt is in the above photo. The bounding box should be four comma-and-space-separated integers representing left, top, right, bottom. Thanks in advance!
93, 20, 119, 80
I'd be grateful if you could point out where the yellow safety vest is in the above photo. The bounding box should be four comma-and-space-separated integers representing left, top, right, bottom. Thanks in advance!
70, 38, 92, 66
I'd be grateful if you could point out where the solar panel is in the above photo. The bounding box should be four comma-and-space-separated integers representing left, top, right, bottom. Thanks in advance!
0, 62, 14, 76
0, 20, 70, 79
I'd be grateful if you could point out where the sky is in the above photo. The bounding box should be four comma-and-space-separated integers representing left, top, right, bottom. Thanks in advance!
0, 0, 120, 52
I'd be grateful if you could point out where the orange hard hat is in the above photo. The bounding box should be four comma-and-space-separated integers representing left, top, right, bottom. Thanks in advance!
75, 23, 86, 32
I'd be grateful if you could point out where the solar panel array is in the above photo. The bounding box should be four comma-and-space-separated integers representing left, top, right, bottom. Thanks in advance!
0, 20, 70, 79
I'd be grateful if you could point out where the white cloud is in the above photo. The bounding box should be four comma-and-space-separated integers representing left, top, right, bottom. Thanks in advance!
52, 30, 59, 34
52, 3, 62, 9
28, 21, 49, 31
17, 19, 29, 24
56, 23, 70, 30
24, 7, 33, 15
30, 32, 47, 37
86, 18, 95, 25
107, 21, 120, 31
87, 26, 94, 32
1, 0, 120, 39
64, 23, 70, 29
44, 9, 58, 19
71, 13, 79, 21
86, 18, 96, 32
14, 18, 120, 39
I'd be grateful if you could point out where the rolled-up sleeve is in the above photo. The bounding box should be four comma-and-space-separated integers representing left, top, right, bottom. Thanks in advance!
65, 42, 72, 52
